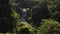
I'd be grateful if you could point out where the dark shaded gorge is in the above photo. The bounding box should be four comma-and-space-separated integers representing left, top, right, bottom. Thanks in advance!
0, 0, 15, 33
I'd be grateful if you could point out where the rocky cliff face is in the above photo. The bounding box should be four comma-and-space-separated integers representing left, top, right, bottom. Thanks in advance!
16, 0, 38, 8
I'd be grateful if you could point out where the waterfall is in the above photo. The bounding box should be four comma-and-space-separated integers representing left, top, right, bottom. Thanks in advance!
21, 8, 29, 22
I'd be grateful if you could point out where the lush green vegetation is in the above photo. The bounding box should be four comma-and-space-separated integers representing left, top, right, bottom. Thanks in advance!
0, 0, 60, 34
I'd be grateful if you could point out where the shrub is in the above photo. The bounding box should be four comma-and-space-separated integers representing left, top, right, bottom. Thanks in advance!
17, 22, 35, 34
37, 19, 60, 34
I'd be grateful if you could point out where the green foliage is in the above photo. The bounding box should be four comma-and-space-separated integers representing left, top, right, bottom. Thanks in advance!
17, 22, 35, 34
9, 0, 34, 34
0, 0, 60, 34
9, 0, 21, 33
37, 19, 60, 34
17, 19, 60, 34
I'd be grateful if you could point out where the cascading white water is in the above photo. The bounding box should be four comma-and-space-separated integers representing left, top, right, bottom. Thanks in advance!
21, 8, 29, 22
